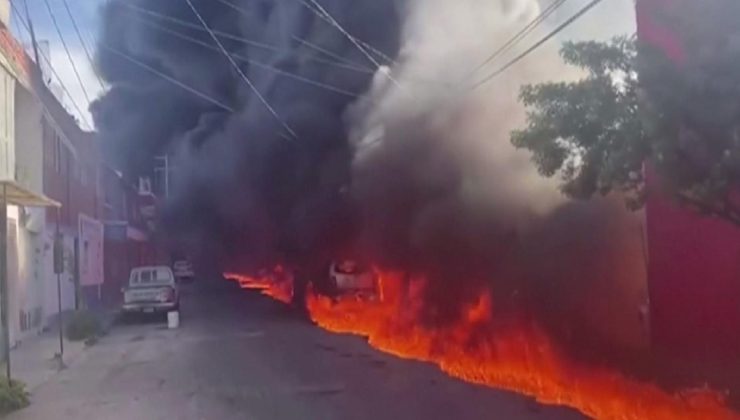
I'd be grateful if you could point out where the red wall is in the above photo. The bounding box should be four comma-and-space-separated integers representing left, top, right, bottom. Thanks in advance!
639, 0, 740, 361
646, 184, 740, 360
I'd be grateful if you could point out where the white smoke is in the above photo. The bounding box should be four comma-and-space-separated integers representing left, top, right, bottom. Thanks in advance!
348, 0, 648, 350
351, 0, 580, 231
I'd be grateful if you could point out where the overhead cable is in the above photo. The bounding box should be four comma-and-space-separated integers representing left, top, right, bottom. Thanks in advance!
60, 0, 106, 90
470, 0, 606, 90
184, 0, 297, 139
466, 0, 568, 80
97, 41, 235, 112
41, 0, 92, 104
11, 2, 93, 130
120, 2, 371, 73
135, 17, 358, 98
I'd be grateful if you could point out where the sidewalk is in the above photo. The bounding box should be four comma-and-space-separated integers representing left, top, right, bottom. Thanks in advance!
9, 328, 88, 392
10, 310, 118, 392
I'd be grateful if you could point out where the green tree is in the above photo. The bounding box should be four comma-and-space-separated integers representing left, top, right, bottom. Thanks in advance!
513, 34, 740, 224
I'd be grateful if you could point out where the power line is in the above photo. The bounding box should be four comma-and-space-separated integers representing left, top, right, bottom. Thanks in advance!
120, 2, 371, 73
213, 0, 251, 17
59, 0, 105, 90
97, 41, 234, 112
290, 35, 372, 72
10, 7, 30, 47
207, 0, 375, 71
470, 0, 606, 91
300, 0, 407, 93
10, 2, 93, 130
298, 0, 393, 66
135, 16, 358, 98
183, 0, 297, 139
466, 0, 568, 80
41, 0, 92, 105
300, 0, 381, 69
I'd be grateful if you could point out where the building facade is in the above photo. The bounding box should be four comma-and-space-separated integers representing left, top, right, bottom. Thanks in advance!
637, 0, 740, 374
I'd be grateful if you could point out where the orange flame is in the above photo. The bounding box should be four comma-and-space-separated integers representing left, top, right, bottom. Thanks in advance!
231, 269, 739, 419
227, 270, 293, 304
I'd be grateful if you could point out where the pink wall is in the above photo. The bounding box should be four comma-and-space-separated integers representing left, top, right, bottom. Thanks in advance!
639, 0, 740, 360
646, 182, 740, 360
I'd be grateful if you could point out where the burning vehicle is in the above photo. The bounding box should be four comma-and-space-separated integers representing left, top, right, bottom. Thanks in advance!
328, 260, 379, 301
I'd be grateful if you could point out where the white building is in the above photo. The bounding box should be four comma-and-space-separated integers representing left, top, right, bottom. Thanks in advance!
0, 11, 77, 345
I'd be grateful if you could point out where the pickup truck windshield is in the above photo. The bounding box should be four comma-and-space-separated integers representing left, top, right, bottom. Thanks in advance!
130, 267, 174, 287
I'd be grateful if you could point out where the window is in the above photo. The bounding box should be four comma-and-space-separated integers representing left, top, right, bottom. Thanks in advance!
131, 268, 174, 286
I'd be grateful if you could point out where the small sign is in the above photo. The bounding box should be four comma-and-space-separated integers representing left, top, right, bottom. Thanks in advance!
53, 233, 64, 274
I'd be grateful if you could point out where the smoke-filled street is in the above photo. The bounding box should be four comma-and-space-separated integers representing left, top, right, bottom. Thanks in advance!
9, 280, 582, 420
2, 0, 739, 418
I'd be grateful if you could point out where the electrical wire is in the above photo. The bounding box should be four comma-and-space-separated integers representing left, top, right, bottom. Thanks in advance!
97, 41, 235, 112
300, 0, 380, 69
41, 0, 92, 105
298, 0, 393, 66
470, 0, 606, 90
466, 0, 569, 80
10, 7, 30, 48
184, 0, 297, 139
213, 0, 251, 17
11, 2, 92, 130
59, 0, 106, 90
300, 0, 407, 93
135, 16, 358, 98
207, 0, 375, 71
120, 2, 371, 73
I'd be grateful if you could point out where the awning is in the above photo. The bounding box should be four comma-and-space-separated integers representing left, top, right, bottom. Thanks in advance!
0, 180, 61, 208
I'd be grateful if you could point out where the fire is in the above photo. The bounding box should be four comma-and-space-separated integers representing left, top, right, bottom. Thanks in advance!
232, 269, 739, 419
226, 268, 293, 304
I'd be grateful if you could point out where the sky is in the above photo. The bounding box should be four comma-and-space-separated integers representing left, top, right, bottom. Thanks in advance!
10, 0, 105, 129
11, 0, 636, 131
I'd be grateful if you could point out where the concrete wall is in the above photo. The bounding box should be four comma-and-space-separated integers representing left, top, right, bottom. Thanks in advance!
0, 65, 14, 180
15, 86, 43, 194
0, 0, 9, 30
6, 206, 49, 344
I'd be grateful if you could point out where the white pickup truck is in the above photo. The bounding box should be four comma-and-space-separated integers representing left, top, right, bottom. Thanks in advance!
122, 266, 180, 315
329, 260, 378, 300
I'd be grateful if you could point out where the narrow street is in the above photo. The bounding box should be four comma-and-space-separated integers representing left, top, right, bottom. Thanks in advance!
9, 280, 582, 420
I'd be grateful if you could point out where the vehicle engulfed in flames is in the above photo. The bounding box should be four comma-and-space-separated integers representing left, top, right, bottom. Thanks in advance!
329, 260, 379, 301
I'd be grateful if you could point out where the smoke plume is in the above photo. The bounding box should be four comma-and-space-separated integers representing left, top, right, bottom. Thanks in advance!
94, 0, 404, 270
94, 0, 645, 352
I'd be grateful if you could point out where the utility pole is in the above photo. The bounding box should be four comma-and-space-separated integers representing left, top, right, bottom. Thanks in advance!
22, 0, 41, 66
0, 184, 9, 383
54, 210, 64, 365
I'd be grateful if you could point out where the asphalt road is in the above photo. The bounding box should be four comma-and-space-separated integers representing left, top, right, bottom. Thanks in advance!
10, 280, 583, 420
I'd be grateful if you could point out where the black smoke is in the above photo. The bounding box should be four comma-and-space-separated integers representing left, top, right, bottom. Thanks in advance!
93, 0, 405, 273
94, 0, 648, 358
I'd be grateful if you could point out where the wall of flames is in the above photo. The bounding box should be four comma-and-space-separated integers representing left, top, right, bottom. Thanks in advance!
228, 270, 738, 420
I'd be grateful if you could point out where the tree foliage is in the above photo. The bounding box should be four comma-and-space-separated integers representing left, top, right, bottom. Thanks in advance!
513, 10, 740, 225
513, 36, 646, 208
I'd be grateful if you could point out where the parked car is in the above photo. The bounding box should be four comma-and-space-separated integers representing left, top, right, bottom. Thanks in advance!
122, 266, 180, 315
329, 260, 378, 300
173, 260, 195, 282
